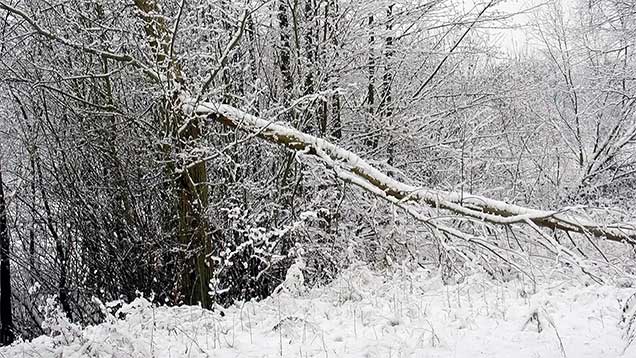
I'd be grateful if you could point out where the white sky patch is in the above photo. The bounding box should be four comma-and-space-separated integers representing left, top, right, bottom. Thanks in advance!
471, 0, 578, 55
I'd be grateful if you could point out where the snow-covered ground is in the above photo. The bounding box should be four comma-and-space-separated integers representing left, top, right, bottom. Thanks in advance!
5, 265, 636, 357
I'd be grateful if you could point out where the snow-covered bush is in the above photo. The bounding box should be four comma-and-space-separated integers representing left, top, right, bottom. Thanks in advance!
40, 296, 83, 346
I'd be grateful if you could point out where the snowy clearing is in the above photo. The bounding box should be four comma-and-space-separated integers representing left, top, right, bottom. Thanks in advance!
4, 265, 636, 358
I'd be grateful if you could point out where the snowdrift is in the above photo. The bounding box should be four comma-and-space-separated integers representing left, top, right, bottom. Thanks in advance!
4, 265, 636, 358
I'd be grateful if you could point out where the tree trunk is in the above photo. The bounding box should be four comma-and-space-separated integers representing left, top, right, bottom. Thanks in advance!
0, 158, 14, 345
381, 4, 395, 166
278, 0, 294, 102
330, 0, 342, 139
177, 117, 211, 308
366, 15, 377, 148
246, 12, 260, 115
134, 0, 213, 308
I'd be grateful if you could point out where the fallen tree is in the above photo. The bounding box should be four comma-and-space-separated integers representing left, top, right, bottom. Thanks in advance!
187, 101, 636, 246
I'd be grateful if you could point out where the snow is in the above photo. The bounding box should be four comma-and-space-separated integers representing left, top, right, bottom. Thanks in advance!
5, 265, 636, 358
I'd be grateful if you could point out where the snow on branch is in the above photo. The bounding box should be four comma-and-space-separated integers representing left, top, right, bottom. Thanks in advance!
189, 102, 636, 245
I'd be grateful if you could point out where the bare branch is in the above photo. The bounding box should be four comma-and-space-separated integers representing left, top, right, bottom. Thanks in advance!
0, 1, 160, 82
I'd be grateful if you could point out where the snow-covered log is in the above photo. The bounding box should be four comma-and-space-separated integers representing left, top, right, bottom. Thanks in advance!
190, 102, 636, 245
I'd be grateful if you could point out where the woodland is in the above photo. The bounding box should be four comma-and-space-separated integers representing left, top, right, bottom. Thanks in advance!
0, 0, 635, 351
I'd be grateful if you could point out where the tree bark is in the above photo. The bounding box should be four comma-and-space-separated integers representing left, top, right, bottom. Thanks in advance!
381, 4, 395, 165
0, 158, 14, 345
278, 0, 294, 100
366, 15, 378, 148
327, 0, 341, 138
133, 0, 212, 308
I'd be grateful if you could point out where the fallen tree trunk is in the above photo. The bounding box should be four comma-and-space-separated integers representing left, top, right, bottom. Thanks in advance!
188, 101, 636, 245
